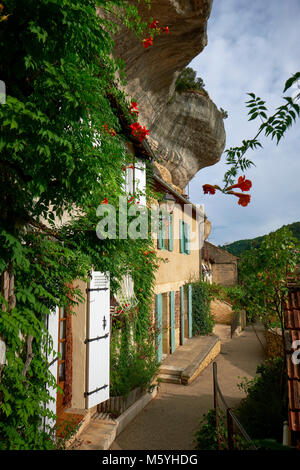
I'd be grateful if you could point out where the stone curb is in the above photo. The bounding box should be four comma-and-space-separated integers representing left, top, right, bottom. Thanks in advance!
115, 386, 158, 438
181, 335, 221, 385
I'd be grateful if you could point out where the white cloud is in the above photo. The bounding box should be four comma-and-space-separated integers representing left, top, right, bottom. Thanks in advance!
188, 0, 300, 245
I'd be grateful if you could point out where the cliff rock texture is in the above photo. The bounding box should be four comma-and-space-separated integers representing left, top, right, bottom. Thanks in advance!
108, 0, 226, 191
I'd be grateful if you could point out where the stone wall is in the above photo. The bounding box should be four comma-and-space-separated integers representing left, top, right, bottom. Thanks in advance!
210, 299, 233, 325
266, 329, 284, 359
203, 241, 238, 287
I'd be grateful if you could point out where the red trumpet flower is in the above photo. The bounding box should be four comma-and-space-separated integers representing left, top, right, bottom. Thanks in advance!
129, 122, 149, 142
142, 36, 153, 48
229, 192, 251, 207
203, 184, 217, 195
227, 175, 252, 192
130, 101, 139, 116
149, 20, 159, 29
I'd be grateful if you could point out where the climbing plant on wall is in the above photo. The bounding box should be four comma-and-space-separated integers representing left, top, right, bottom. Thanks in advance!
0, 0, 163, 449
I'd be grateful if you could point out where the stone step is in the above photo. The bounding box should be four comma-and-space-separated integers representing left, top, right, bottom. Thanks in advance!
158, 373, 182, 384
159, 365, 184, 376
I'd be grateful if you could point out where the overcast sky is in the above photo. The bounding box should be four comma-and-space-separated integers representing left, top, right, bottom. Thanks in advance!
188, 0, 300, 246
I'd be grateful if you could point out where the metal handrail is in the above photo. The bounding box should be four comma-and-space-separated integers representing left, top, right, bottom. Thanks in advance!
213, 361, 258, 450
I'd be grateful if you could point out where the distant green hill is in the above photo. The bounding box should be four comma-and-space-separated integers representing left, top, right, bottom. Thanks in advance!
220, 222, 300, 257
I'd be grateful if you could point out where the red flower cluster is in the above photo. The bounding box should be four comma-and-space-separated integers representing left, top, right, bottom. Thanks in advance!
122, 164, 134, 171
102, 123, 116, 136
202, 175, 252, 207
130, 101, 139, 116
142, 19, 170, 48
149, 20, 159, 29
100, 198, 109, 204
144, 250, 154, 256
142, 36, 153, 48
129, 122, 149, 143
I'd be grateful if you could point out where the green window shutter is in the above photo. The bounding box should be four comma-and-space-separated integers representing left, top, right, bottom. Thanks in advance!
180, 286, 185, 345
188, 284, 192, 338
185, 223, 191, 254
158, 213, 164, 249
179, 220, 185, 253
170, 291, 176, 354
155, 294, 163, 362
168, 214, 173, 251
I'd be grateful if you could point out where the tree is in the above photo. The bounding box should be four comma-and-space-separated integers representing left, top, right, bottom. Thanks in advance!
0, 0, 159, 449
232, 227, 300, 361
175, 67, 205, 93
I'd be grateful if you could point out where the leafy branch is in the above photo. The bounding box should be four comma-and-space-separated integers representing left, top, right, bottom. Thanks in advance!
223, 72, 300, 188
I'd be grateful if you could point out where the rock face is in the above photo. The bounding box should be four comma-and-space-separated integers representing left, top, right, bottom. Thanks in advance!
110, 0, 226, 191
149, 90, 225, 189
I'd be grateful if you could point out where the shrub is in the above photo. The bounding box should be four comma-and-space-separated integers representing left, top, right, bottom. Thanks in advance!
235, 357, 288, 443
189, 281, 214, 336
175, 67, 205, 93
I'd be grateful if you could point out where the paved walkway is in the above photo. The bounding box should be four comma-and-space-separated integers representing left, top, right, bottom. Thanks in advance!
110, 324, 266, 450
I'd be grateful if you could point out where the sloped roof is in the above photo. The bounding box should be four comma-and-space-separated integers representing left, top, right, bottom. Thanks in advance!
203, 241, 239, 263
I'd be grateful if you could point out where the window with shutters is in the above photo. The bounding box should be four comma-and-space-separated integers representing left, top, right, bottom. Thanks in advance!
157, 212, 173, 251
180, 220, 191, 255
124, 159, 146, 206
134, 160, 146, 206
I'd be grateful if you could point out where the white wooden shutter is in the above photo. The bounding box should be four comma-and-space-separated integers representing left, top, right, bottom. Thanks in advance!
85, 271, 110, 409
45, 307, 59, 427
134, 160, 146, 206
125, 166, 134, 195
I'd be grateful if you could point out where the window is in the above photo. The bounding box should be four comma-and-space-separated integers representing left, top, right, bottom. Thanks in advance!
124, 159, 146, 206
180, 220, 190, 254
158, 212, 173, 251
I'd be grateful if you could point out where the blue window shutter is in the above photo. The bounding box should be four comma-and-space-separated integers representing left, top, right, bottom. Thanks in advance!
156, 294, 163, 362
158, 213, 163, 249
188, 284, 193, 338
185, 223, 191, 254
168, 214, 173, 251
170, 291, 176, 354
180, 286, 185, 345
179, 220, 184, 253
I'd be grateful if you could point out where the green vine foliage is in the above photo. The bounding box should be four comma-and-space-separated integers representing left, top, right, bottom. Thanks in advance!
231, 227, 300, 329
188, 281, 215, 336
0, 0, 159, 450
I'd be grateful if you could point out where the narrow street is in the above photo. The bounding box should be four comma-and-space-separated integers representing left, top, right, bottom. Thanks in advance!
110, 324, 266, 450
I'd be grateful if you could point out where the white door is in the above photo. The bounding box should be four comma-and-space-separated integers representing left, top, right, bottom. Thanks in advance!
85, 271, 110, 409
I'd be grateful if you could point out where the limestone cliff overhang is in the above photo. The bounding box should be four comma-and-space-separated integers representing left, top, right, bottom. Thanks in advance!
107, 0, 226, 191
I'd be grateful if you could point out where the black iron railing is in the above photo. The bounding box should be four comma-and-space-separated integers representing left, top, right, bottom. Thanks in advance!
213, 361, 258, 450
